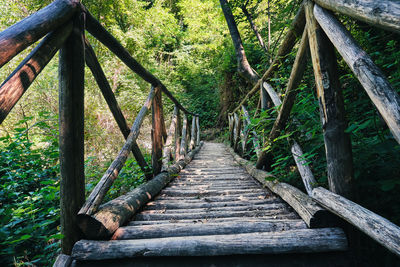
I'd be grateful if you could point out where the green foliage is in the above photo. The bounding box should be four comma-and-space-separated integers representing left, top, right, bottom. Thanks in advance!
0, 113, 60, 266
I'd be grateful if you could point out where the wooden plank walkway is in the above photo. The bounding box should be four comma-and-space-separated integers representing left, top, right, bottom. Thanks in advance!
71, 142, 348, 265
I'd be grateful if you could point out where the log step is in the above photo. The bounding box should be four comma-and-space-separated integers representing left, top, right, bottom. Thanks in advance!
140, 203, 290, 214
113, 220, 307, 240
72, 228, 348, 260
134, 209, 295, 221
128, 216, 301, 225
143, 199, 284, 210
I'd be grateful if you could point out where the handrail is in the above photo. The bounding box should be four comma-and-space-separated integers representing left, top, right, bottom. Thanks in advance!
227, 0, 400, 257
0, 0, 201, 254
0, 0, 79, 68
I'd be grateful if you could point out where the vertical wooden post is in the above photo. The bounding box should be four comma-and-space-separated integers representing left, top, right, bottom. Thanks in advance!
190, 116, 196, 150
196, 116, 200, 146
233, 112, 242, 153
175, 107, 181, 160
180, 114, 188, 158
305, 1, 353, 198
260, 83, 269, 110
151, 87, 163, 176
58, 14, 85, 255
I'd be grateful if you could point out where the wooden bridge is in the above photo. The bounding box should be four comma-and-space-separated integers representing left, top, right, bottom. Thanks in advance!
0, 0, 399, 266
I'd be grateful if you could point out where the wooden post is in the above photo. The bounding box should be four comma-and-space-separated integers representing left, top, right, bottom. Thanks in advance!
196, 116, 200, 146
180, 114, 188, 158
175, 107, 181, 160
314, 4, 400, 144
190, 116, 196, 150
233, 113, 242, 154
162, 106, 178, 171
260, 83, 270, 110
305, 0, 353, 198
58, 14, 85, 255
152, 88, 163, 176
84, 40, 152, 180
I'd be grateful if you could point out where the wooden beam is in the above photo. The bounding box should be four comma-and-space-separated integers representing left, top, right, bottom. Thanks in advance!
53, 254, 72, 267
162, 106, 178, 171
152, 89, 164, 176
175, 107, 181, 161
230, 3, 306, 114
313, 187, 400, 257
306, 1, 353, 198
229, 114, 235, 147
58, 15, 85, 255
78, 86, 158, 217
314, 4, 400, 144
0, 23, 72, 124
227, 147, 333, 228
314, 0, 400, 34
84, 40, 151, 180
190, 116, 196, 150
77, 143, 203, 239
84, 10, 194, 116
113, 220, 307, 240
180, 114, 188, 158
196, 116, 200, 146
0, 0, 78, 68
72, 228, 347, 259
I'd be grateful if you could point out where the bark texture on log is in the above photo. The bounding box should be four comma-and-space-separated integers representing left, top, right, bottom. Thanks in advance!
196, 116, 200, 146
152, 89, 164, 176
72, 228, 347, 259
0, 23, 72, 124
77, 143, 203, 239
227, 146, 333, 228
0, 0, 78, 68
79, 86, 157, 216
162, 107, 178, 171
53, 254, 72, 267
113, 220, 306, 240
190, 116, 196, 150
58, 15, 85, 255
175, 108, 181, 160
180, 114, 188, 158
306, 1, 353, 198
84, 40, 151, 180
314, 0, 400, 34
313, 187, 400, 257
233, 113, 242, 153
314, 4, 400, 144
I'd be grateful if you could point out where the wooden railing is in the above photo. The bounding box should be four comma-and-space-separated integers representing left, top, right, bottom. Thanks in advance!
0, 0, 201, 255
228, 0, 400, 257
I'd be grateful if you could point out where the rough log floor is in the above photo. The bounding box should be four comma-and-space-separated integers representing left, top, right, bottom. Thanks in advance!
71, 142, 350, 266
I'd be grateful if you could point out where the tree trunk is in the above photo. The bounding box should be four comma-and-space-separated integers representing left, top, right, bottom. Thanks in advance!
241, 4, 268, 53
219, 0, 259, 84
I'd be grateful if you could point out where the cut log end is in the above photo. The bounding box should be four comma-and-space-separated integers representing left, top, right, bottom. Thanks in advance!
77, 214, 111, 240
